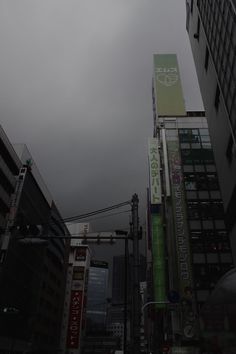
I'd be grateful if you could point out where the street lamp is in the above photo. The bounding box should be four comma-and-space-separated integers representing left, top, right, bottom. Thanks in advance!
141, 301, 170, 312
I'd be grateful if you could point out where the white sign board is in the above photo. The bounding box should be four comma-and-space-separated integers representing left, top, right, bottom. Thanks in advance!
148, 138, 162, 204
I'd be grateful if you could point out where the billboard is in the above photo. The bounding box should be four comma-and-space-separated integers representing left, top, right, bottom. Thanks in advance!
75, 247, 87, 262
167, 140, 198, 340
167, 140, 192, 294
154, 54, 186, 116
66, 290, 83, 349
148, 138, 162, 205
152, 213, 166, 308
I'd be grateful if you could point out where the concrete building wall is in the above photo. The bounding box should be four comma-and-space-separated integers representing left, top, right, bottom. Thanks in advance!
186, 0, 236, 263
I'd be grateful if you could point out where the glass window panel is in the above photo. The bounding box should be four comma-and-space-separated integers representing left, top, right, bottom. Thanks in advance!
206, 165, 216, 172
189, 220, 201, 229
197, 290, 209, 302
210, 191, 221, 198
197, 174, 208, 189
195, 165, 205, 172
206, 241, 218, 252
192, 129, 199, 135
202, 220, 214, 229
207, 253, 219, 263
202, 143, 212, 150
199, 129, 209, 135
215, 220, 225, 229
188, 202, 200, 218
185, 181, 197, 190
220, 253, 232, 263
183, 165, 194, 172
181, 143, 191, 149
191, 143, 201, 149
186, 191, 198, 199
198, 191, 209, 199
193, 254, 206, 263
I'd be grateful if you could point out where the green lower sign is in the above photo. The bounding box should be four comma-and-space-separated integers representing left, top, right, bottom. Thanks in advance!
152, 213, 165, 308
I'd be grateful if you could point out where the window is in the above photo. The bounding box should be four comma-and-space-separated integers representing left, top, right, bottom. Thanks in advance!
214, 84, 220, 111
204, 46, 209, 70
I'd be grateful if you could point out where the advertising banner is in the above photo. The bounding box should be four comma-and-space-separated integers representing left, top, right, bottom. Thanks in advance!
75, 247, 87, 262
148, 138, 162, 205
73, 266, 85, 280
154, 54, 186, 116
167, 140, 198, 340
167, 140, 192, 294
66, 290, 83, 349
152, 213, 166, 307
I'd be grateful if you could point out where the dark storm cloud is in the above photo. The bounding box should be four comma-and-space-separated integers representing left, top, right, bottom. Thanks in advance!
0, 0, 203, 229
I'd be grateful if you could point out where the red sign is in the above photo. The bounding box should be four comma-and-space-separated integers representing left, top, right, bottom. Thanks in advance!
75, 247, 87, 261
66, 290, 83, 348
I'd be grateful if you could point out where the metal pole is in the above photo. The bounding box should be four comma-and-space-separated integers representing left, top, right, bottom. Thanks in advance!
131, 194, 140, 354
123, 236, 128, 354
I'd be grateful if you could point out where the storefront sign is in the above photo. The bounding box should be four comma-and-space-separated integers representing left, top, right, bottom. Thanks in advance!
75, 247, 87, 262
168, 140, 192, 292
148, 138, 162, 204
67, 290, 83, 349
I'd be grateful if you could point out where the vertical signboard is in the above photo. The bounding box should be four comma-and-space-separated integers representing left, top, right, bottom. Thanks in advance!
75, 247, 87, 262
148, 138, 162, 205
167, 140, 192, 294
151, 214, 166, 308
167, 140, 197, 340
154, 54, 186, 116
67, 290, 83, 349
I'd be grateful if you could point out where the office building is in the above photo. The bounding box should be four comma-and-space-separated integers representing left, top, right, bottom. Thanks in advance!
0, 126, 21, 236
86, 260, 109, 332
0, 134, 69, 353
186, 0, 236, 264
147, 54, 233, 353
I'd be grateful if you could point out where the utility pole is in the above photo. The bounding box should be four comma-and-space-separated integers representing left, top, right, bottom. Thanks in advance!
131, 194, 140, 354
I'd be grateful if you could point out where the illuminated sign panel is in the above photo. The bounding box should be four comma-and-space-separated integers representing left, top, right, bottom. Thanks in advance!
152, 214, 166, 307
154, 54, 186, 116
148, 138, 162, 205
67, 290, 83, 349
167, 140, 192, 293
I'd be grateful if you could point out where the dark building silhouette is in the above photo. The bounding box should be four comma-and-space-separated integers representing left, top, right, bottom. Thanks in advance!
0, 135, 69, 353
186, 0, 236, 265
0, 126, 21, 236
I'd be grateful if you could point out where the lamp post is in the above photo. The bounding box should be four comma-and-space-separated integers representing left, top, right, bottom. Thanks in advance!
141, 301, 170, 313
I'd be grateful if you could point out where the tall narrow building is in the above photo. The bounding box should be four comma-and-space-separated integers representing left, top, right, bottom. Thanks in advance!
186, 0, 236, 264
147, 54, 233, 354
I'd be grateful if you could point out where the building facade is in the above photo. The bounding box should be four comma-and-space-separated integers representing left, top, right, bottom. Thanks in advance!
0, 126, 21, 236
147, 54, 233, 353
186, 0, 236, 264
86, 260, 109, 332
0, 133, 69, 353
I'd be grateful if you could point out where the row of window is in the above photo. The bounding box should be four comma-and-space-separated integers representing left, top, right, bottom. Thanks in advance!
187, 200, 223, 219
197, 0, 236, 125
184, 172, 219, 190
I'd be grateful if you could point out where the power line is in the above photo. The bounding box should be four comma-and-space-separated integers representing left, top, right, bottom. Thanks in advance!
66, 209, 131, 224
62, 200, 131, 222
16, 200, 131, 230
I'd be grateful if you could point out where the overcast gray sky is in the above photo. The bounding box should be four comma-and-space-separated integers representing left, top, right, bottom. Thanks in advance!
0, 0, 203, 231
